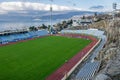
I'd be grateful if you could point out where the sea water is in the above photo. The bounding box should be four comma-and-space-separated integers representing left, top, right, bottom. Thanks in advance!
0, 19, 61, 31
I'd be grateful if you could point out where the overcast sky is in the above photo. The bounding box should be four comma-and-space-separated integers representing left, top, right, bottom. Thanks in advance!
0, 0, 120, 14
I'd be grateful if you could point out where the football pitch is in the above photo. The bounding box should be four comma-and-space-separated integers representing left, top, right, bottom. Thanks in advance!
0, 36, 91, 80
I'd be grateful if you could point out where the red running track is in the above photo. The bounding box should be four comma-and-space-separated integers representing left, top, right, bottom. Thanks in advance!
46, 34, 98, 80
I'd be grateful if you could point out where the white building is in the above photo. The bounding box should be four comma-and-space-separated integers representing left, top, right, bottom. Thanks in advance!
72, 16, 92, 26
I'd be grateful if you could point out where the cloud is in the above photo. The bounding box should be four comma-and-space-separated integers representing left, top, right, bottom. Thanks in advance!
89, 5, 104, 10
88, 5, 107, 12
0, 1, 82, 14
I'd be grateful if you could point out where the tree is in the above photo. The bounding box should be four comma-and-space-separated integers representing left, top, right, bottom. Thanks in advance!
41, 24, 47, 29
67, 19, 73, 26
48, 25, 51, 32
29, 26, 38, 31
62, 21, 67, 28
94, 12, 97, 17
82, 15, 86, 19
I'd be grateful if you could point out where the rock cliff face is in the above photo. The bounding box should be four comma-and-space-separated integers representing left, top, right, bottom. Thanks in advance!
94, 20, 120, 80
67, 19, 120, 79
89, 20, 109, 30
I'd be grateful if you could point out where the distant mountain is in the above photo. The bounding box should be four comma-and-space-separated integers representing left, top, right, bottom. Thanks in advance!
0, 10, 46, 22
40, 11, 95, 20
0, 10, 99, 22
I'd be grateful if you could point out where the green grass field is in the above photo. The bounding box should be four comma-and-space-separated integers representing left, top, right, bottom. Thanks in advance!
0, 36, 91, 80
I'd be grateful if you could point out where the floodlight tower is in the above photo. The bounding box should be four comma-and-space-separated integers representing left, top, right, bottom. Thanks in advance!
49, 0, 53, 34
113, 3, 117, 20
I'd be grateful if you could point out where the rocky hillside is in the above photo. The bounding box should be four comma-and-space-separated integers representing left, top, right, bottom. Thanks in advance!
65, 13, 120, 79
91, 20, 120, 80
89, 20, 109, 30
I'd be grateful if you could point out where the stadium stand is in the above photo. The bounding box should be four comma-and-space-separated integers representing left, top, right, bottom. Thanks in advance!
0, 30, 48, 44
76, 61, 101, 80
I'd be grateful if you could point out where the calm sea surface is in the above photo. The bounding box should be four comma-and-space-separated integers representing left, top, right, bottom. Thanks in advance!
0, 20, 61, 31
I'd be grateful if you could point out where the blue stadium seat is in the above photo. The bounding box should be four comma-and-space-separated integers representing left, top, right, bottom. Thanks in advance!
0, 30, 48, 45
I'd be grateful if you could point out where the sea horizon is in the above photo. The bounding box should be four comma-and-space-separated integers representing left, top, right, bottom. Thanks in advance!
0, 19, 63, 31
